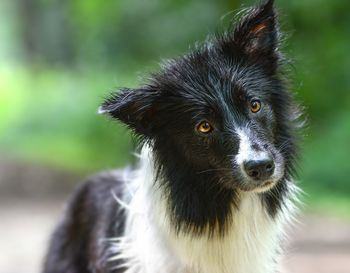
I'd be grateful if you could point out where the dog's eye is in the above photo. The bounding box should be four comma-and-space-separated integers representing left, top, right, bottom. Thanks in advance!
250, 100, 261, 113
196, 121, 213, 134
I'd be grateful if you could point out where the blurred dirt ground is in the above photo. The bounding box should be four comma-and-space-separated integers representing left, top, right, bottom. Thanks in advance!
0, 197, 349, 273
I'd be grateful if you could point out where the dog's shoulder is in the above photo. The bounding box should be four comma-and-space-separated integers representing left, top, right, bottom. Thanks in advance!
43, 170, 127, 273
68, 170, 125, 214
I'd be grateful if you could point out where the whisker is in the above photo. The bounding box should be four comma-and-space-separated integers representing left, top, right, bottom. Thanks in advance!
197, 168, 232, 174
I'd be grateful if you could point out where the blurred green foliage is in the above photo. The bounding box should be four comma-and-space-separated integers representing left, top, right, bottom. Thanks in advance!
0, 0, 349, 215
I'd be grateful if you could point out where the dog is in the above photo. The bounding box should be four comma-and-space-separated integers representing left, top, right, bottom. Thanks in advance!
43, 0, 301, 272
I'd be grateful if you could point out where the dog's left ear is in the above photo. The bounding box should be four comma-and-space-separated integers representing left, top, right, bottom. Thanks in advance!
234, 0, 278, 56
98, 88, 159, 137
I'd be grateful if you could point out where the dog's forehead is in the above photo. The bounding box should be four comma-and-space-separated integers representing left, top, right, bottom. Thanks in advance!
160, 53, 271, 104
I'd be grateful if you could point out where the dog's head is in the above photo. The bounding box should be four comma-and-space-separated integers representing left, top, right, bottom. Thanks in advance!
100, 0, 300, 233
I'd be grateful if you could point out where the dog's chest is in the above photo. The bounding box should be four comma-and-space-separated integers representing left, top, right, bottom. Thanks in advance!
158, 194, 282, 273
112, 148, 293, 273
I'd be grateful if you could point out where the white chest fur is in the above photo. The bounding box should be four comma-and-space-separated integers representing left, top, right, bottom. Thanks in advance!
160, 194, 283, 273
109, 146, 297, 273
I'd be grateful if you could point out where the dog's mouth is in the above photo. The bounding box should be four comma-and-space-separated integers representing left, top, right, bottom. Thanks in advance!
234, 154, 285, 193
221, 172, 279, 193
253, 180, 277, 193
238, 179, 277, 193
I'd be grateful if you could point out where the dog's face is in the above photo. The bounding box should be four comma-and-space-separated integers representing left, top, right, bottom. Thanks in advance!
101, 0, 299, 233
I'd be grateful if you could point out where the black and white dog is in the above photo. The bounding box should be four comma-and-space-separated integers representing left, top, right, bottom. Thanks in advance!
43, 1, 301, 272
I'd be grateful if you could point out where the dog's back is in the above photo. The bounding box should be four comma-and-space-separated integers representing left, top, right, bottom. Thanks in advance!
43, 172, 126, 273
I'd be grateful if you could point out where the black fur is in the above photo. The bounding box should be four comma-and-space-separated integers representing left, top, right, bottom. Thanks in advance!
100, 0, 299, 234
43, 0, 300, 272
43, 172, 127, 273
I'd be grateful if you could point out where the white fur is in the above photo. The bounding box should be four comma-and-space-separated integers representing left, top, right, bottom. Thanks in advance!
109, 145, 299, 273
235, 128, 285, 193
235, 129, 270, 166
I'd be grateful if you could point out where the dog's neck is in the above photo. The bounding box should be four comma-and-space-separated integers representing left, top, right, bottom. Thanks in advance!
110, 144, 298, 273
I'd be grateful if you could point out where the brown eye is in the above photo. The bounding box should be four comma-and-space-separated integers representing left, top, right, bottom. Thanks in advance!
196, 121, 213, 134
250, 100, 261, 113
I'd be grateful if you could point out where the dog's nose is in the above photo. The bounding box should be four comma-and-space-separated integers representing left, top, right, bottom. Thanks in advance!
243, 159, 274, 181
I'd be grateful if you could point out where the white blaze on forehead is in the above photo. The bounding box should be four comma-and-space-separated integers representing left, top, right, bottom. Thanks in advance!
235, 129, 269, 166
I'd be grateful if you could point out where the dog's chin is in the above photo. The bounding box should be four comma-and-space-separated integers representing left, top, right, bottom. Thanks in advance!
238, 179, 278, 193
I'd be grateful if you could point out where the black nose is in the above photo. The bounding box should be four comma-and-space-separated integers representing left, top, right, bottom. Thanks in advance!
243, 159, 275, 181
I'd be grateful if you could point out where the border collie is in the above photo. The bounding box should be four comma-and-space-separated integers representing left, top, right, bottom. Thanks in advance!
43, 0, 301, 272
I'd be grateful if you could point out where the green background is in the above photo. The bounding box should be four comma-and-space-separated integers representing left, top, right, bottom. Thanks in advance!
0, 0, 349, 216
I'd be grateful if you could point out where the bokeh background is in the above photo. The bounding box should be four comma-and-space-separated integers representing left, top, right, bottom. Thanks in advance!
0, 0, 349, 273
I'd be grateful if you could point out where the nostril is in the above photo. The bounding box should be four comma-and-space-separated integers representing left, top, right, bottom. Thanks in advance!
265, 161, 275, 175
266, 164, 273, 171
243, 159, 274, 180
249, 170, 259, 178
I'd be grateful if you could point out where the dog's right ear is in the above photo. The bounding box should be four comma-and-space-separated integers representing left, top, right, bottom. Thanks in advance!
98, 88, 159, 136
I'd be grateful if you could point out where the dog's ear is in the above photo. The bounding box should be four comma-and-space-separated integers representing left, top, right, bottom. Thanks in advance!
234, 0, 278, 56
99, 88, 158, 136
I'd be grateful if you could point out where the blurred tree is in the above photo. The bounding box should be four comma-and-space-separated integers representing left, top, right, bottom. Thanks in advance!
1, 0, 350, 210
13, 0, 243, 66
17, 0, 76, 65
